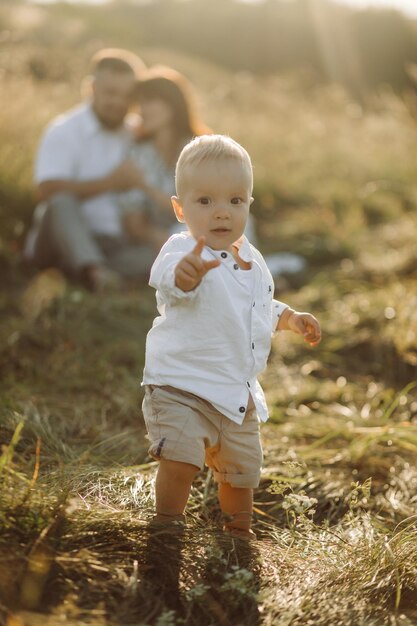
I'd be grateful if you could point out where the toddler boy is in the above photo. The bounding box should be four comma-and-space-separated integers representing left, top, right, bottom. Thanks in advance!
142, 135, 321, 538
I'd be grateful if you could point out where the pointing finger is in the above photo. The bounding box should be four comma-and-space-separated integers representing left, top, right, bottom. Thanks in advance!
192, 236, 206, 257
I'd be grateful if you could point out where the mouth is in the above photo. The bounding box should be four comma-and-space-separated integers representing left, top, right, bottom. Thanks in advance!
211, 228, 232, 234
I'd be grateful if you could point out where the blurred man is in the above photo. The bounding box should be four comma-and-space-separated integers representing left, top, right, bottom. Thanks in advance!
25, 48, 154, 291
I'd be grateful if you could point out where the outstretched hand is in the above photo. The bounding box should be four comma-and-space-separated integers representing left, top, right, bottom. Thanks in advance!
175, 236, 220, 292
287, 311, 321, 346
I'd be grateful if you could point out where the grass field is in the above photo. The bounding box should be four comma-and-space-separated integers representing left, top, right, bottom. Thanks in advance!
1, 3, 417, 625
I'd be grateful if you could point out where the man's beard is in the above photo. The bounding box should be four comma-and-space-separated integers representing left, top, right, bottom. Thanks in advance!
94, 106, 125, 130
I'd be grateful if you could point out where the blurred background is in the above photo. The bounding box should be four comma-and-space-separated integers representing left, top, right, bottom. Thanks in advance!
2, 0, 417, 272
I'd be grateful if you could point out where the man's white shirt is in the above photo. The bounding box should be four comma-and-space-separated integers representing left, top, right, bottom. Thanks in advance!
34, 103, 131, 237
142, 233, 288, 424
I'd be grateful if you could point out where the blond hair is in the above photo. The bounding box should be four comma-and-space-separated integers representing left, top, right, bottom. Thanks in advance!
175, 134, 253, 197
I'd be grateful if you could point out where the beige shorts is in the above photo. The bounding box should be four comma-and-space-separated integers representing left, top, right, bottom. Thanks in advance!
142, 385, 263, 488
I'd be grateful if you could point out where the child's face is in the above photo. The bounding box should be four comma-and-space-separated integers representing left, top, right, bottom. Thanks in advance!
172, 157, 253, 251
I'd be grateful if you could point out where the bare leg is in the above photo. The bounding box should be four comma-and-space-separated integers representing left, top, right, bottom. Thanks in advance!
154, 458, 199, 521
218, 483, 255, 537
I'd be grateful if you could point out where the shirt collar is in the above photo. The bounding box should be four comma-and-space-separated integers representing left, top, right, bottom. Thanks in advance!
183, 232, 254, 262
81, 103, 102, 136
232, 235, 253, 262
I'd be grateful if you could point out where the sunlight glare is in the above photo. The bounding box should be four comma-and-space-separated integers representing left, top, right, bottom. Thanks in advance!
336, 0, 417, 18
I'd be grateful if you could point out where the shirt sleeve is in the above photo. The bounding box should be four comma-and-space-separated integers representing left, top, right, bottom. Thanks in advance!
34, 121, 79, 183
149, 236, 201, 306
272, 298, 289, 332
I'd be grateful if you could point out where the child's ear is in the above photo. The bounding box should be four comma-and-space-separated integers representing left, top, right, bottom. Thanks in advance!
250, 196, 254, 205
171, 196, 185, 223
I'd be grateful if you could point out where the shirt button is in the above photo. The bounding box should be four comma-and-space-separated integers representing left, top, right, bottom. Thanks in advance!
252, 342, 255, 349
252, 301, 255, 307
239, 406, 246, 413
233, 263, 239, 270
247, 381, 250, 387
221, 252, 227, 258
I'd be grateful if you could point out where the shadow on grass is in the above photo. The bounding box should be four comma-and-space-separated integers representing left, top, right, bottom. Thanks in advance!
126, 524, 262, 626
22, 515, 263, 625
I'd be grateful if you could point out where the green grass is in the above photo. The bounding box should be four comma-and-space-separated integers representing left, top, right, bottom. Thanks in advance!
1, 3, 417, 625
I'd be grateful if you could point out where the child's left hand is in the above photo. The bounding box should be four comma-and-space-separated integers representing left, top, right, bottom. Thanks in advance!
286, 310, 321, 346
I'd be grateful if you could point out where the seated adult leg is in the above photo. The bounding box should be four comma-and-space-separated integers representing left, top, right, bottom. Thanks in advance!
104, 239, 156, 280
32, 192, 104, 277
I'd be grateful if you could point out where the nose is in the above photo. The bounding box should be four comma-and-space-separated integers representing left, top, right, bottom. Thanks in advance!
214, 203, 230, 219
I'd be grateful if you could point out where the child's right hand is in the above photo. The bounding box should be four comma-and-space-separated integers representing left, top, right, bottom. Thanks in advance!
175, 236, 220, 292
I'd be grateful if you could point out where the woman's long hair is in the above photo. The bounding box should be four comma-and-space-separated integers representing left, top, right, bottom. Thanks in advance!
135, 66, 211, 141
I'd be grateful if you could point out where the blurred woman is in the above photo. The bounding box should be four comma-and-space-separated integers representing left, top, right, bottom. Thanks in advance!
119, 66, 211, 248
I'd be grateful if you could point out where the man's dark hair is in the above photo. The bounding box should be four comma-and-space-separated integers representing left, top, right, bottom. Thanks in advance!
90, 48, 146, 78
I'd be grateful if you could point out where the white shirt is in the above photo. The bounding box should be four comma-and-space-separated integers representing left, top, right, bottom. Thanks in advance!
118, 140, 176, 216
35, 103, 131, 236
142, 233, 288, 424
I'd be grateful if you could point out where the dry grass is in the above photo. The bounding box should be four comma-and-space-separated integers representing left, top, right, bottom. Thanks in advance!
1, 3, 417, 625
